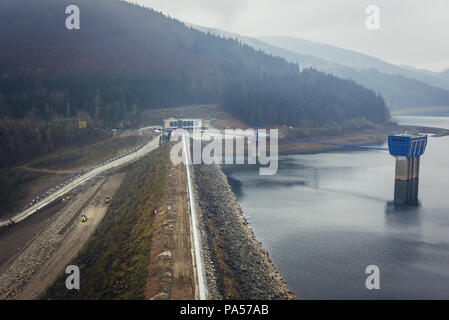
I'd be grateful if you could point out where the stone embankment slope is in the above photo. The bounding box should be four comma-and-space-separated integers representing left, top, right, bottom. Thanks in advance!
193, 163, 295, 300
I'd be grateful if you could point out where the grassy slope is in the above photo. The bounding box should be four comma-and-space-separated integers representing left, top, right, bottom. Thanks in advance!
0, 168, 46, 217
44, 144, 169, 300
29, 135, 146, 170
0, 134, 148, 218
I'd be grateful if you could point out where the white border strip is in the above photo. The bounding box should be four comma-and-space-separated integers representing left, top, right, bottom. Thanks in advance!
182, 134, 207, 300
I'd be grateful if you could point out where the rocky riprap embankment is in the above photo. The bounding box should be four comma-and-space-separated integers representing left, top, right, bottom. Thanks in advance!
193, 163, 296, 300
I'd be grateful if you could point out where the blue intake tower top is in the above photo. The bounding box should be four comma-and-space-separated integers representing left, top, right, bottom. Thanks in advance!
388, 134, 427, 157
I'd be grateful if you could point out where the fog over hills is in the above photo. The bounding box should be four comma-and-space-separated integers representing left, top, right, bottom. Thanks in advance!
0, 0, 389, 129
258, 36, 449, 91
440, 68, 449, 82
190, 25, 449, 111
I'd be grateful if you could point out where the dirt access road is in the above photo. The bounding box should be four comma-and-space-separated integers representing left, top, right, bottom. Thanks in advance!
171, 161, 195, 299
0, 135, 159, 228
1, 140, 196, 300
145, 160, 195, 300
0, 174, 123, 299
16, 174, 123, 299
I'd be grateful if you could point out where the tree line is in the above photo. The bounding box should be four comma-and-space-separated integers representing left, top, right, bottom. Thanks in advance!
0, 0, 390, 167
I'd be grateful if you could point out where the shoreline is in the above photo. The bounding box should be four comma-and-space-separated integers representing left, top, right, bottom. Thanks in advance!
193, 163, 296, 299
189, 121, 449, 300
277, 123, 449, 155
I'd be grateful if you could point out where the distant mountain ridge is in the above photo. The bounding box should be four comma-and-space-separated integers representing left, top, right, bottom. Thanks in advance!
257, 36, 449, 91
190, 25, 449, 110
399, 65, 441, 78
440, 68, 449, 82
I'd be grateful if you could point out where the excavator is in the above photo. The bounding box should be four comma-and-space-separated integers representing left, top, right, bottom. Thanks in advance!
81, 213, 87, 223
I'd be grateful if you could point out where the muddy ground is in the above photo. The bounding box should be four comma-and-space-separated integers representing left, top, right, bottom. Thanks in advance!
16, 174, 124, 300
0, 131, 151, 220
0, 173, 123, 300
145, 159, 196, 300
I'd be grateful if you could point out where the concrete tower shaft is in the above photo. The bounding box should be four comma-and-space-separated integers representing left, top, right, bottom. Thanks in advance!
388, 134, 427, 206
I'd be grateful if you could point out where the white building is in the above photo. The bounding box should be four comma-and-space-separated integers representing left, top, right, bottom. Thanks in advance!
163, 118, 203, 130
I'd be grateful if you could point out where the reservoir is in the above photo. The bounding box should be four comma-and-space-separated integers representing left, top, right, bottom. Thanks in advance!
222, 116, 449, 299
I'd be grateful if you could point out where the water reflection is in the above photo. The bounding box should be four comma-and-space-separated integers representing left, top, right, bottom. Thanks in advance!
222, 116, 449, 299
385, 201, 422, 228
226, 175, 243, 197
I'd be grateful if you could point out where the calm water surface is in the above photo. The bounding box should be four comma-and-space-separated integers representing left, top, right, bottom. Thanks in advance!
222, 116, 449, 299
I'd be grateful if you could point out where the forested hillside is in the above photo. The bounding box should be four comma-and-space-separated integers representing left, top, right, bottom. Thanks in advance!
192, 26, 449, 110
0, 0, 294, 124
0, 0, 390, 165
223, 69, 388, 126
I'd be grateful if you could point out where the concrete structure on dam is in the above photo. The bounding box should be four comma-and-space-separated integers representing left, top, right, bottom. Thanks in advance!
388, 134, 428, 206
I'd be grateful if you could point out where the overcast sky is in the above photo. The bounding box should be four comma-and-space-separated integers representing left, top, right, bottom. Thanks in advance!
130, 0, 449, 72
